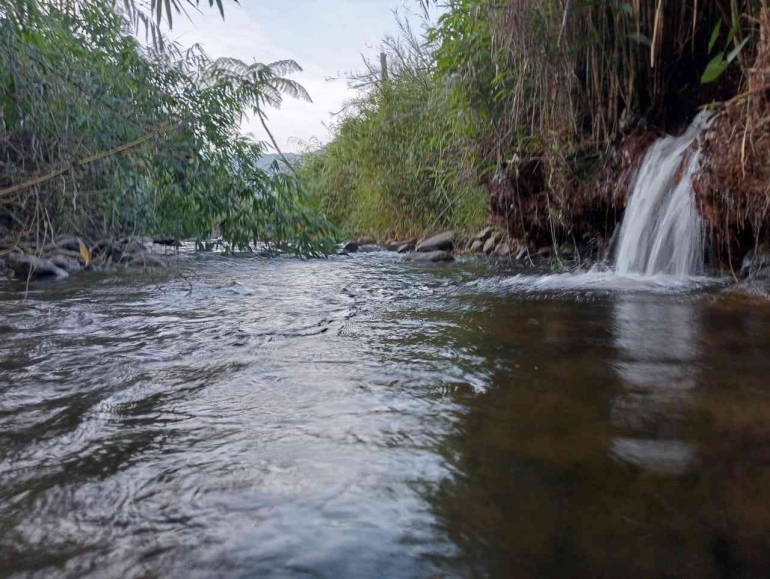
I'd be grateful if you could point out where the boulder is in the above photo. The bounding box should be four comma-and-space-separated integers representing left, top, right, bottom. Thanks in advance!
475, 227, 494, 242
4, 254, 68, 280
482, 234, 499, 255
342, 240, 359, 253
397, 243, 415, 254
48, 248, 85, 262
357, 236, 376, 245
385, 238, 416, 251
494, 242, 512, 257
416, 231, 454, 253
401, 250, 454, 263
122, 240, 146, 255
470, 239, 484, 253
53, 235, 85, 252
740, 248, 770, 278
49, 255, 82, 271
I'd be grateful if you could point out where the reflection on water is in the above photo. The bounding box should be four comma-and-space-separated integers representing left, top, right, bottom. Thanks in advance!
1, 258, 770, 579
611, 297, 699, 473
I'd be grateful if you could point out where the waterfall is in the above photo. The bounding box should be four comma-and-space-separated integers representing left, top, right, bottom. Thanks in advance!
615, 112, 712, 277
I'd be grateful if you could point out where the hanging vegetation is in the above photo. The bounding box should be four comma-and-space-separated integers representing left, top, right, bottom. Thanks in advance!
0, 0, 336, 257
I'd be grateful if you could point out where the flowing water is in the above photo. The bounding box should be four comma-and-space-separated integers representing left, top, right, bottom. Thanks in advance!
2, 252, 770, 579
615, 112, 712, 276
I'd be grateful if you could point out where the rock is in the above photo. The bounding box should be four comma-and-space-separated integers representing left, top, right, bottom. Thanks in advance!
153, 237, 177, 246
126, 252, 167, 269
416, 231, 454, 253
740, 247, 770, 278
342, 240, 359, 253
49, 255, 82, 271
494, 242, 512, 257
132, 236, 155, 247
53, 235, 85, 252
47, 248, 85, 261
122, 240, 146, 255
385, 238, 416, 251
475, 227, 494, 242
357, 236, 376, 245
4, 254, 68, 280
482, 234, 499, 255
401, 250, 454, 263
470, 239, 484, 253
397, 243, 415, 254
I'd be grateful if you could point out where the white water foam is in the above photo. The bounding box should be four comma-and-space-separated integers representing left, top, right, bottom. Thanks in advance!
465, 269, 723, 296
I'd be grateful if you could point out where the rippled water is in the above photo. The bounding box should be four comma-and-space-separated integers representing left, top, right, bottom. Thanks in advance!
2, 252, 770, 579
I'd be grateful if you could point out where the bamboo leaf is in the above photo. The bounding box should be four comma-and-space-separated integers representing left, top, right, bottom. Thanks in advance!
627, 33, 652, 47
727, 36, 751, 63
708, 21, 721, 54
79, 240, 90, 267
701, 52, 728, 83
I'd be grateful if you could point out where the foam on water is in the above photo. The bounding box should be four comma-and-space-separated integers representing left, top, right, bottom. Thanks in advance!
465, 269, 724, 296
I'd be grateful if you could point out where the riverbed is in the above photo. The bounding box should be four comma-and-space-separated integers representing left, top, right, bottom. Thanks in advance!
1, 251, 769, 578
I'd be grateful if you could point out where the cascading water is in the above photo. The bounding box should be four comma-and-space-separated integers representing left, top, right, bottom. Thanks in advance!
615, 112, 713, 277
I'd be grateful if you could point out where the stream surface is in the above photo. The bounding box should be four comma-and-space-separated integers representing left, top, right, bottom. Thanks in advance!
2, 251, 770, 579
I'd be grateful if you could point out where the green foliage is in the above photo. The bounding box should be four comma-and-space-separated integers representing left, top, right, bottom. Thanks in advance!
0, 0, 335, 255
297, 18, 488, 239
702, 20, 752, 84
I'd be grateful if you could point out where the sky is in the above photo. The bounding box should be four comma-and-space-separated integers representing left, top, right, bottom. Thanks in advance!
167, 0, 429, 153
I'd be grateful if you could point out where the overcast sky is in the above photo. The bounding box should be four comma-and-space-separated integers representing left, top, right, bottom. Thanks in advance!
167, 1, 428, 153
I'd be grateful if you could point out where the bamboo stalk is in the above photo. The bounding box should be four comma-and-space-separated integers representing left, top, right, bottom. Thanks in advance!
651, 0, 665, 69
0, 124, 175, 198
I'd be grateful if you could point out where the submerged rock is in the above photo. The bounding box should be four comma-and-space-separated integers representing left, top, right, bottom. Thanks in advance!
342, 240, 359, 253
416, 231, 454, 253
4, 254, 68, 280
126, 253, 167, 269
401, 250, 454, 263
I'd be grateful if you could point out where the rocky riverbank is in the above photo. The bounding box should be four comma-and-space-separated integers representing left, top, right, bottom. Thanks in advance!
340, 227, 584, 270
0, 235, 168, 282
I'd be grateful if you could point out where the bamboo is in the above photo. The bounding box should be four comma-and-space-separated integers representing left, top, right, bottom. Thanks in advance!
0, 124, 175, 198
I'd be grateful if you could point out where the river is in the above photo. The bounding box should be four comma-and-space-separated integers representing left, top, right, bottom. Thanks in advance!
1, 251, 769, 578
